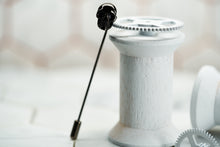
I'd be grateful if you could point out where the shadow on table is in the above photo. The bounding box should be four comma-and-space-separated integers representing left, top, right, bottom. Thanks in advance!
209, 126, 220, 142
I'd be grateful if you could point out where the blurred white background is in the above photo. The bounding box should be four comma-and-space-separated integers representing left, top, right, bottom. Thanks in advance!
0, 0, 219, 70
0, 0, 220, 146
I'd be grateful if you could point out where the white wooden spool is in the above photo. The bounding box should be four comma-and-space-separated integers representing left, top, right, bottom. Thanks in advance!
108, 17, 185, 147
191, 66, 220, 130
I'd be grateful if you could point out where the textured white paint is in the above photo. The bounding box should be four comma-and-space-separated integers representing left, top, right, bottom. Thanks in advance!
109, 29, 184, 146
120, 54, 173, 129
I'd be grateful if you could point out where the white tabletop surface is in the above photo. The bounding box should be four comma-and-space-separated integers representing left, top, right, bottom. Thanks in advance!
0, 68, 219, 146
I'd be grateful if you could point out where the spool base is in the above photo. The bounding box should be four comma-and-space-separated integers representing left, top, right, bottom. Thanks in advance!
108, 122, 179, 147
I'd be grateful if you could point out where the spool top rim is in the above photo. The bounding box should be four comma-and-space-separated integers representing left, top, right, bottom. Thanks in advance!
113, 16, 184, 33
